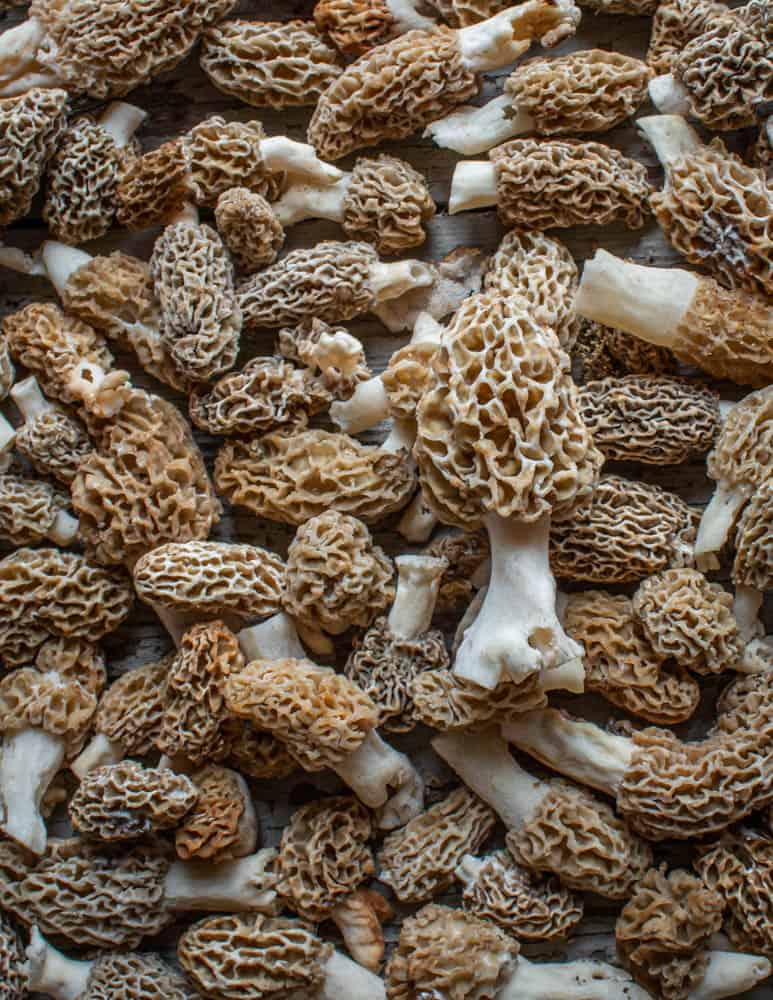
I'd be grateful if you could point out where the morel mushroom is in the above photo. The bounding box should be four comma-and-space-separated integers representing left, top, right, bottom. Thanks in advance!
575, 248, 773, 386
640, 114, 773, 298
35, 637, 107, 699
307, 3, 582, 160
425, 527, 490, 611
215, 188, 284, 272
278, 317, 370, 400
434, 728, 652, 898
573, 315, 677, 382
274, 154, 435, 255
448, 138, 651, 230
428, 49, 650, 154
115, 137, 193, 231
647, 0, 727, 77
412, 668, 548, 730
733, 477, 773, 648
176, 765, 257, 863
0, 474, 78, 546
0, 88, 67, 225
414, 291, 602, 689
0, 336, 13, 401
0, 911, 25, 1000
11, 376, 93, 485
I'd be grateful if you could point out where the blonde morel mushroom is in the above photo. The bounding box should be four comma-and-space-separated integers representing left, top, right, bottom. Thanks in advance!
69, 762, 198, 842
0, 88, 67, 225
415, 291, 602, 689
307, 3, 582, 160
313, 0, 405, 55
215, 188, 284, 273
647, 0, 727, 77
215, 429, 416, 527
573, 315, 677, 382
449, 138, 651, 229
115, 138, 192, 231
222, 720, 297, 782
578, 375, 720, 464
186, 116, 285, 207
733, 477, 773, 647
277, 318, 370, 401
176, 765, 257, 863
425, 528, 490, 611
0, 475, 78, 546
427, 49, 650, 155
35, 637, 107, 699
12, 376, 93, 485
640, 114, 773, 298
412, 669, 547, 730
0, 911, 25, 1000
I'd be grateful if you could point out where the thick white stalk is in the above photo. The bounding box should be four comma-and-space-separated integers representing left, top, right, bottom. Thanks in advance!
637, 114, 701, 168
432, 728, 549, 830
538, 657, 585, 693
321, 951, 386, 1000
454, 512, 581, 689
412, 310, 445, 344
734, 584, 764, 644
48, 509, 79, 546
448, 160, 499, 214
690, 952, 771, 1000
334, 729, 424, 828
380, 416, 416, 453
258, 136, 342, 184
163, 850, 279, 912
11, 375, 52, 420
0, 727, 64, 854
41, 241, 92, 299
501, 708, 634, 796
368, 260, 433, 302
388, 554, 446, 639
273, 176, 351, 226
457, 1, 579, 72
397, 489, 438, 542
576, 249, 699, 348
695, 481, 750, 557
0, 412, 14, 455
25, 928, 93, 1000
0, 242, 46, 275
0, 17, 60, 96
238, 612, 305, 662
167, 202, 199, 226
98, 102, 146, 147
330, 376, 390, 434
426, 95, 535, 155
499, 957, 651, 1000
649, 73, 692, 115
70, 732, 125, 779
153, 605, 197, 649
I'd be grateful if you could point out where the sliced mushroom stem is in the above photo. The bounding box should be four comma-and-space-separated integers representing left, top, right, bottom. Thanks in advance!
386, 0, 437, 31
25, 927, 93, 1000
41, 241, 92, 299
0, 17, 56, 97
425, 95, 535, 156
448, 160, 498, 214
98, 101, 147, 147
48, 508, 79, 546
238, 612, 306, 662
334, 729, 424, 829
321, 950, 386, 1000
11, 374, 52, 420
258, 136, 343, 185
388, 554, 446, 639
734, 584, 764, 644
576, 249, 700, 348
163, 849, 279, 913
70, 732, 126, 779
456, 1, 578, 72
0, 727, 65, 854
499, 956, 650, 1000
695, 481, 750, 557
691, 951, 772, 1000
330, 376, 390, 435
433, 728, 549, 830
380, 416, 416, 454
637, 114, 702, 167
368, 259, 434, 302
649, 72, 692, 115
454, 512, 582, 689
330, 889, 388, 971
397, 489, 438, 542
273, 176, 351, 226
500, 708, 634, 797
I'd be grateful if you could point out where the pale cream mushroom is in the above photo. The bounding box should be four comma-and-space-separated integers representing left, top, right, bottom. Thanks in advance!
0, 474, 79, 546
277, 317, 370, 400
0, 911, 25, 1000
0, 88, 67, 224
11, 376, 93, 485
647, 0, 727, 77
175, 765, 257, 863
733, 478, 773, 651
214, 188, 284, 273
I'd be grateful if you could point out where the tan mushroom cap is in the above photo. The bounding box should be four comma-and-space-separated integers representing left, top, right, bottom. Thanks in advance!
633, 569, 743, 675
3, 303, 113, 405
15, 404, 93, 486
565, 591, 700, 725
483, 229, 579, 349
550, 475, 698, 583
0, 911, 25, 1000
69, 761, 198, 841
95, 656, 173, 754
0, 547, 134, 668
573, 316, 677, 382
215, 189, 284, 273
176, 765, 256, 862
215, 429, 415, 527
734, 478, 773, 592
276, 795, 374, 921
35, 637, 107, 698
157, 621, 246, 767
415, 291, 602, 529
178, 912, 333, 1000
313, 0, 395, 55
186, 117, 282, 207
425, 529, 489, 611
489, 138, 651, 230
378, 787, 496, 904
116, 138, 193, 231
578, 375, 720, 465
283, 511, 394, 636
412, 670, 547, 731
224, 659, 378, 771
647, 0, 726, 76
189, 357, 329, 436
0, 836, 173, 948
506, 50, 651, 136
0, 88, 68, 225
0, 666, 96, 755
222, 723, 296, 781
616, 866, 724, 1000
708, 387, 773, 510
83, 951, 201, 1000
381, 341, 439, 421
0, 475, 73, 545
385, 903, 518, 1000
133, 541, 285, 620
342, 155, 435, 254
277, 317, 370, 400
460, 849, 583, 941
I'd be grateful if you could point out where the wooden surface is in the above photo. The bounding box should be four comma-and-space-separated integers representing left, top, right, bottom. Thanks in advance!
1, 0, 771, 995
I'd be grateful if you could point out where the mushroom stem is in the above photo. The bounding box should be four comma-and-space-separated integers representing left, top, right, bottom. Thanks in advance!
273, 176, 351, 226
0, 412, 14, 455
454, 512, 582, 689
637, 114, 702, 168
690, 951, 772, 1000
330, 376, 390, 435
379, 416, 416, 453
397, 489, 438, 542
330, 889, 389, 971
575, 249, 700, 348
734, 585, 764, 644
448, 160, 498, 214
499, 957, 650, 1000
333, 729, 424, 829
695, 481, 750, 557
40, 241, 92, 299
455, 853, 486, 887
500, 708, 634, 796
238, 612, 306, 662
456, 1, 578, 72
368, 259, 434, 302
0, 17, 58, 97
386, 0, 436, 30
167, 202, 200, 226
538, 657, 585, 694
321, 950, 386, 1000
25, 927, 93, 1000
649, 73, 692, 115
432, 728, 550, 830
11, 375, 52, 420
163, 849, 279, 913
152, 605, 198, 648
70, 732, 126, 779
425, 95, 535, 156
258, 136, 343, 185
98, 102, 147, 148
387, 554, 446, 639
0, 727, 65, 854
48, 509, 79, 546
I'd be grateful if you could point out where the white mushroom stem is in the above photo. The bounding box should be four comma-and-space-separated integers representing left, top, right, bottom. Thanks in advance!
695, 480, 751, 558
0, 242, 47, 275
386, 0, 437, 31
238, 612, 306, 662
25, 928, 93, 1000
321, 951, 386, 1000
453, 512, 582, 689
258, 136, 343, 185
448, 160, 498, 214
98, 101, 147, 147
11, 374, 52, 421
397, 489, 438, 542
734, 585, 764, 644
380, 416, 416, 454
425, 95, 536, 156
575, 249, 700, 348
0, 411, 14, 456
500, 708, 634, 797
456, 1, 579, 72
152, 605, 200, 649
334, 729, 424, 830
0, 17, 61, 97
388, 554, 446, 639
40, 241, 92, 299
273, 175, 352, 226
690, 952, 772, 1000
369, 259, 434, 303
649, 73, 692, 115
167, 201, 199, 226
330, 376, 390, 434
0, 727, 65, 854
330, 890, 388, 971
163, 849, 279, 913
48, 508, 79, 546
70, 732, 125, 779
637, 114, 701, 168
432, 728, 550, 830
499, 957, 651, 1000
